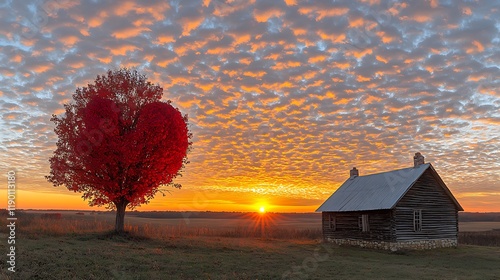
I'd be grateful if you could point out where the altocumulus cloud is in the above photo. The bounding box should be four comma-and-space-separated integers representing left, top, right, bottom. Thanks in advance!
0, 0, 499, 210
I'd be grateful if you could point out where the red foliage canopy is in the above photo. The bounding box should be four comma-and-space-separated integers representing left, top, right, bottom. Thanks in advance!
47, 69, 191, 209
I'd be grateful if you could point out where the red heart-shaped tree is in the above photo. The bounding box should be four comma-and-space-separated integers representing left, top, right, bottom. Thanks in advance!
46, 69, 192, 233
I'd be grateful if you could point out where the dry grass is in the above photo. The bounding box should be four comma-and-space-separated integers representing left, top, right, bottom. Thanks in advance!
9, 211, 322, 240
459, 230, 500, 247
2, 211, 500, 279
7, 211, 500, 246
13, 211, 113, 238
124, 224, 322, 240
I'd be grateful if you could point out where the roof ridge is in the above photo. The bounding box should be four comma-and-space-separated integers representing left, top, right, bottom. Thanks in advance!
356, 163, 430, 178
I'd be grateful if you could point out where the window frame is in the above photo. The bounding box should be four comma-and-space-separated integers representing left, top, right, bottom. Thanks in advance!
358, 214, 369, 232
329, 215, 336, 231
413, 209, 422, 232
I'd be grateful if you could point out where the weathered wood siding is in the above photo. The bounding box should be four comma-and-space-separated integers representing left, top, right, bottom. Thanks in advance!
394, 169, 458, 241
322, 210, 395, 241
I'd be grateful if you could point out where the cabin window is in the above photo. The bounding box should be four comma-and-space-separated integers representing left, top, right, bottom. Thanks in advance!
329, 215, 336, 231
358, 214, 369, 232
414, 210, 422, 232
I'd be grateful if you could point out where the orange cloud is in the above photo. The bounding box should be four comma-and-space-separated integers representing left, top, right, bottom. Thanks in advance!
377, 31, 397, 44
156, 34, 175, 44
317, 30, 346, 43
299, 7, 349, 21
244, 71, 267, 78
241, 85, 264, 93
180, 17, 204, 36
375, 55, 388, 63
114, 1, 136, 16
156, 57, 178, 67
88, 11, 108, 28
175, 40, 205, 56
60, 35, 80, 46
31, 64, 53, 73
109, 45, 139, 55
135, 2, 170, 21
347, 48, 373, 59
254, 8, 284, 22
357, 75, 371, 82
467, 40, 484, 53
11, 55, 22, 63
332, 61, 351, 69
308, 54, 328, 64
113, 27, 150, 39
349, 17, 365, 28
232, 34, 251, 45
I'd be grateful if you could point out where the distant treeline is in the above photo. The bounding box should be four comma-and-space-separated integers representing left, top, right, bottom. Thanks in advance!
459, 212, 500, 222
127, 211, 321, 220
129, 211, 246, 219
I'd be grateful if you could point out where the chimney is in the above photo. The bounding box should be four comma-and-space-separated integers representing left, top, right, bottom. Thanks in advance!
350, 167, 359, 177
413, 152, 425, 167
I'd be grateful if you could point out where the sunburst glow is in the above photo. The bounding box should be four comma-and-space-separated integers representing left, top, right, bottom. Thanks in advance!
259, 206, 266, 213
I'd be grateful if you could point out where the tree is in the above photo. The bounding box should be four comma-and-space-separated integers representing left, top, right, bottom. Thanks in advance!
46, 68, 192, 233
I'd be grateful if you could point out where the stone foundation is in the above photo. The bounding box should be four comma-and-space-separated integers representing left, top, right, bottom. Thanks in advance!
327, 238, 457, 251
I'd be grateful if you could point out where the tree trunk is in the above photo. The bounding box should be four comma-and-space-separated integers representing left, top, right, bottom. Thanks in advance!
114, 200, 128, 234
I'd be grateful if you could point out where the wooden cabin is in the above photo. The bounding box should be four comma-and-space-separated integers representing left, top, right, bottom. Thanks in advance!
316, 153, 463, 250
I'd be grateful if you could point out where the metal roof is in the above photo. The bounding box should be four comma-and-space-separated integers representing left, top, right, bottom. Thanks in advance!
316, 163, 431, 212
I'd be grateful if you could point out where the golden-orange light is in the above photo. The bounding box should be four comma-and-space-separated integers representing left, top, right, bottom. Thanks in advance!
242, 203, 277, 238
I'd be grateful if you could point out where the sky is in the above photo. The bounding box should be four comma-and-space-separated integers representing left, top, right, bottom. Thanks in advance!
0, 0, 499, 213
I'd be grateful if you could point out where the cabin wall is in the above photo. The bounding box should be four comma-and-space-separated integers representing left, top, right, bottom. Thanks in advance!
394, 169, 458, 241
322, 210, 394, 241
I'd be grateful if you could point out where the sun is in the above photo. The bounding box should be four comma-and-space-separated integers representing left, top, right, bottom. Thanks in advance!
259, 206, 266, 213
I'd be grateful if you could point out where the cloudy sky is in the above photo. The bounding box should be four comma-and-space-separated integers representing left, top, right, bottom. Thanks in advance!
1, 0, 499, 212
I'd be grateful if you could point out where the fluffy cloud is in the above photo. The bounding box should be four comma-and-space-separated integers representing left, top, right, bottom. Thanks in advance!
1, 0, 499, 211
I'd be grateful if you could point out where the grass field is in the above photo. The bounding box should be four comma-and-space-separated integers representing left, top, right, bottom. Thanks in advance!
22, 210, 500, 232
1, 211, 500, 279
